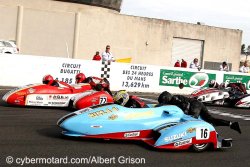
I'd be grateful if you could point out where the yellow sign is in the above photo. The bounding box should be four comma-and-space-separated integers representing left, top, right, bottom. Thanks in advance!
116, 57, 132, 63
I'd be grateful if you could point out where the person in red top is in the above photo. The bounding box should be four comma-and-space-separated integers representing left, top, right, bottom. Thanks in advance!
174, 60, 180, 67
92, 51, 101, 61
181, 59, 187, 68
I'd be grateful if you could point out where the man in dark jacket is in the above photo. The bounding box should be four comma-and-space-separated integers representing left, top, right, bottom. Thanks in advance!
158, 91, 241, 134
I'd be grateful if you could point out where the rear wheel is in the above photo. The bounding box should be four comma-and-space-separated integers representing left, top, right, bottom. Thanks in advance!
192, 143, 210, 152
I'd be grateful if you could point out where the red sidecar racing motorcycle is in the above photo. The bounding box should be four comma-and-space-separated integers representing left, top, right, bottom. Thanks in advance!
191, 88, 250, 108
2, 83, 113, 109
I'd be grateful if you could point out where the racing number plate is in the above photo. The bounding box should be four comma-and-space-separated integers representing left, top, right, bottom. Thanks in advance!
99, 97, 107, 104
196, 127, 210, 140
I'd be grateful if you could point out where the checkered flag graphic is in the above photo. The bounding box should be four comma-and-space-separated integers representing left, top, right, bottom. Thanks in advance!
101, 61, 111, 78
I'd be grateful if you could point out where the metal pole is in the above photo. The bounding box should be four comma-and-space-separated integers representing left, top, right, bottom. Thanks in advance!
72, 12, 81, 59
16, 6, 23, 52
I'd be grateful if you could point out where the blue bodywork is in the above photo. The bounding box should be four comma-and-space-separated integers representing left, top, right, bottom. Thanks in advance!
58, 104, 217, 148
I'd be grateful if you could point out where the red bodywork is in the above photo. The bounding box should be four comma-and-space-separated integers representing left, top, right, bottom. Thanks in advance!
3, 83, 92, 106
73, 91, 114, 109
80, 130, 218, 150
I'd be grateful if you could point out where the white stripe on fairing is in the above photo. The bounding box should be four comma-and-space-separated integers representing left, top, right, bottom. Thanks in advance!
139, 97, 158, 103
209, 109, 250, 121
0, 89, 11, 90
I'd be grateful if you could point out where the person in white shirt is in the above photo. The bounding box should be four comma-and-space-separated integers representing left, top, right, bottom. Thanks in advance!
189, 58, 201, 70
219, 61, 229, 71
239, 61, 249, 73
102, 45, 115, 63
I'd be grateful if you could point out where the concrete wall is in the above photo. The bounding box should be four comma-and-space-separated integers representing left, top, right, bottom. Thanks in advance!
0, 5, 18, 40
0, 0, 242, 71
21, 8, 75, 57
55, 0, 123, 12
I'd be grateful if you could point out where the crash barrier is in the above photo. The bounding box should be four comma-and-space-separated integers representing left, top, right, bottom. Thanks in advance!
0, 54, 249, 94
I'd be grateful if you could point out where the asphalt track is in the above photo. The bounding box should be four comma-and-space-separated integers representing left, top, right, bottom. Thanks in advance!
0, 88, 250, 167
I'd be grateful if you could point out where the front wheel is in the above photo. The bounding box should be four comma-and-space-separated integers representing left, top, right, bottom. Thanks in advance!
192, 143, 211, 152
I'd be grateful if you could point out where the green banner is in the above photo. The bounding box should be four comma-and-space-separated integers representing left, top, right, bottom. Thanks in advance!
159, 69, 216, 88
223, 74, 250, 90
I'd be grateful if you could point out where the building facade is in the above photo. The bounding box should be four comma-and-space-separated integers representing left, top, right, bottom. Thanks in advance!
0, 0, 242, 71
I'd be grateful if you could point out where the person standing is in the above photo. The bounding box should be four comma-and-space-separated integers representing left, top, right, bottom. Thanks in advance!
102, 45, 115, 63
239, 61, 249, 73
174, 60, 180, 67
92, 51, 102, 61
219, 61, 229, 71
181, 59, 187, 68
190, 58, 201, 70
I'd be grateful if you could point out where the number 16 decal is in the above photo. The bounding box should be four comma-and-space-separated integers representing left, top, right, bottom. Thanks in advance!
196, 127, 210, 140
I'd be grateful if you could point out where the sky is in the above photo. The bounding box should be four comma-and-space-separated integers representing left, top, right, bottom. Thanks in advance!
120, 0, 250, 47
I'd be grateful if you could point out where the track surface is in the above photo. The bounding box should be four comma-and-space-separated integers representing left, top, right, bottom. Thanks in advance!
0, 88, 250, 167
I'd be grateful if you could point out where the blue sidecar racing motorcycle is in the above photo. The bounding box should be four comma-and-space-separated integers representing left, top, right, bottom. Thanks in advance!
57, 104, 232, 152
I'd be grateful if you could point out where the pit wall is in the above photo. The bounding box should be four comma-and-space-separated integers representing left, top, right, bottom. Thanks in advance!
0, 54, 249, 94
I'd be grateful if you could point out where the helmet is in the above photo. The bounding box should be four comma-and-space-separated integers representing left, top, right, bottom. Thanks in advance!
208, 80, 218, 88
113, 90, 129, 106
75, 73, 86, 84
43, 74, 54, 85
100, 78, 110, 89
158, 91, 172, 104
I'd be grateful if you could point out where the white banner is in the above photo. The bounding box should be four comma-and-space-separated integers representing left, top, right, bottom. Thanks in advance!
109, 63, 159, 92
0, 54, 102, 86
0, 54, 249, 94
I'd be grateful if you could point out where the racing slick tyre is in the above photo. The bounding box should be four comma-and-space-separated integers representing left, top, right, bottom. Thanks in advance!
192, 143, 211, 152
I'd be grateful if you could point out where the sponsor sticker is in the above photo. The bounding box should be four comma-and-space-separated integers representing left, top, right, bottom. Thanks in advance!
174, 138, 192, 147
88, 107, 119, 118
75, 108, 92, 115
36, 96, 43, 100
164, 132, 187, 142
91, 97, 98, 103
186, 128, 196, 133
28, 88, 35, 93
27, 101, 43, 105
159, 69, 216, 88
15, 92, 26, 96
189, 73, 209, 88
52, 95, 69, 100
14, 100, 20, 104
108, 114, 118, 120
90, 125, 102, 128
124, 132, 140, 138
48, 102, 66, 105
